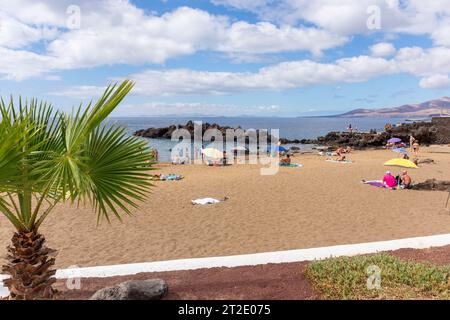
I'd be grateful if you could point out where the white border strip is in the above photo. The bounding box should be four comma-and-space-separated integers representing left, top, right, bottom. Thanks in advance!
2, 233, 450, 297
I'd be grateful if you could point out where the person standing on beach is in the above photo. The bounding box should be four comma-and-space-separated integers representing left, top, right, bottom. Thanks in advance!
412, 140, 420, 157
409, 135, 415, 148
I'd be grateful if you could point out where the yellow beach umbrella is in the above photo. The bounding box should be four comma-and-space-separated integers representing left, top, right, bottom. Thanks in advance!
384, 158, 418, 168
202, 148, 223, 158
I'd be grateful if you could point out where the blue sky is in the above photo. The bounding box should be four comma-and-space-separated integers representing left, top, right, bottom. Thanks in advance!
0, 0, 450, 116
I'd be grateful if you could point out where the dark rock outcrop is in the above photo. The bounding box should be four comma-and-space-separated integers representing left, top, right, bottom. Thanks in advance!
299, 121, 450, 148
135, 121, 235, 139
134, 121, 301, 144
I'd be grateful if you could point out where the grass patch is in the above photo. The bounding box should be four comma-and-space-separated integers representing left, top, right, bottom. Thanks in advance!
305, 254, 450, 300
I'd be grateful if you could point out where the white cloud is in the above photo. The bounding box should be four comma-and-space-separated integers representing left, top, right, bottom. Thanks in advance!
112, 56, 397, 96
0, 0, 68, 26
2, 0, 450, 95
370, 42, 396, 57
394, 47, 450, 77
212, 0, 450, 41
0, 12, 59, 49
119, 47, 450, 96
214, 0, 396, 34
47, 6, 346, 68
431, 21, 450, 47
212, 0, 271, 11
48, 85, 107, 99
0, 1, 347, 79
0, 47, 53, 80
51, 45, 450, 97
118, 101, 281, 116
217, 21, 346, 57
419, 74, 450, 89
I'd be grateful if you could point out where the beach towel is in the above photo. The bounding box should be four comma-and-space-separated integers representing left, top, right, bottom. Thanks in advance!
325, 159, 353, 164
279, 163, 303, 167
318, 152, 336, 156
362, 180, 386, 188
191, 198, 221, 205
362, 180, 400, 190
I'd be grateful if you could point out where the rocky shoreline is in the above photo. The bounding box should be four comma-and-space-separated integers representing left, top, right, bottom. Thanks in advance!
300, 119, 450, 148
134, 119, 450, 149
134, 120, 282, 144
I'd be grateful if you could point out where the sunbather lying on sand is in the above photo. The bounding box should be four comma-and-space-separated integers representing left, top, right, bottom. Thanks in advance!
318, 151, 337, 156
154, 174, 183, 181
172, 156, 188, 165
206, 158, 231, 166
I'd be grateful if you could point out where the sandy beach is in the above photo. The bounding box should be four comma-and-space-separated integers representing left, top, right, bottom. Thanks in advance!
1, 146, 449, 269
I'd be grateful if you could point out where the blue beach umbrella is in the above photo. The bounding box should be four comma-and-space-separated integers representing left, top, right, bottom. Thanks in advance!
392, 147, 408, 154
276, 146, 287, 152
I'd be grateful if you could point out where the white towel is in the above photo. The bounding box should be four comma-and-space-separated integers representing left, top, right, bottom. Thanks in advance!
191, 198, 221, 205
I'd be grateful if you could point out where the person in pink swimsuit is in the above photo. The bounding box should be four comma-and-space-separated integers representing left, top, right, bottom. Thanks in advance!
383, 171, 397, 188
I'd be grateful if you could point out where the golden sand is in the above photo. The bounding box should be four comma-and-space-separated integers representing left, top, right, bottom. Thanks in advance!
1, 147, 449, 268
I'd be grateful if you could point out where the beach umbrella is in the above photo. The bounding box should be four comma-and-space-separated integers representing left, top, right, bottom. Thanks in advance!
387, 137, 402, 143
392, 147, 408, 154
202, 148, 223, 158
384, 158, 418, 168
276, 146, 287, 152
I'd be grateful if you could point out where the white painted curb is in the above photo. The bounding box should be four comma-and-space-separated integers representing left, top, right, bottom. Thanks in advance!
2, 233, 450, 298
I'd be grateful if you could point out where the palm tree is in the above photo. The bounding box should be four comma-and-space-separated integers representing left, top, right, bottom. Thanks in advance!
0, 80, 152, 299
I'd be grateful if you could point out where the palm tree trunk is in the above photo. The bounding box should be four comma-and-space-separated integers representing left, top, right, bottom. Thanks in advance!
2, 231, 57, 300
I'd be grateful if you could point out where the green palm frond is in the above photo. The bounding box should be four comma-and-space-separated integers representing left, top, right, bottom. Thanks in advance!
0, 80, 153, 232
78, 124, 153, 224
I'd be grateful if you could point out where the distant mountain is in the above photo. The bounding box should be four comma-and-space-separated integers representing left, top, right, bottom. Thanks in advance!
336, 97, 450, 118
